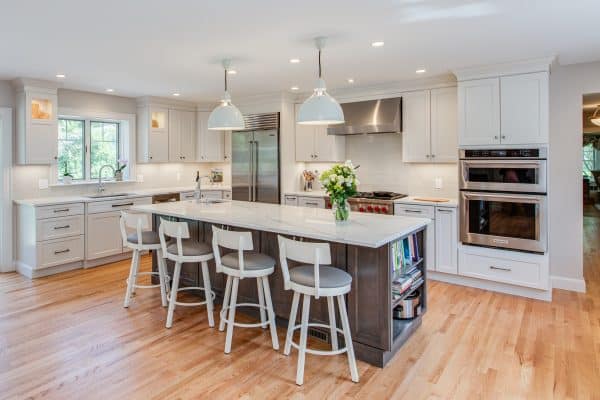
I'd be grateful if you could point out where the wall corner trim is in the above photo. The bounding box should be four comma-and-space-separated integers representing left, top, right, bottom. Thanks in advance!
551, 275, 586, 293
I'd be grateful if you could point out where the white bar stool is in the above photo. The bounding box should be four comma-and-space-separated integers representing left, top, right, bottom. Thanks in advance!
212, 226, 279, 354
158, 218, 216, 329
277, 235, 359, 386
120, 211, 170, 308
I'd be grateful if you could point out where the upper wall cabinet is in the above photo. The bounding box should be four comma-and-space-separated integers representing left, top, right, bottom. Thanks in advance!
196, 111, 226, 162
137, 98, 197, 163
457, 70, 549, 146
294, 103, 345, 162
13, 80, 59, 165
402, 87, 458, 163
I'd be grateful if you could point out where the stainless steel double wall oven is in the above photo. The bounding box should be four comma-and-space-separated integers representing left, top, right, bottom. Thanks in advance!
459, 148, 547, 253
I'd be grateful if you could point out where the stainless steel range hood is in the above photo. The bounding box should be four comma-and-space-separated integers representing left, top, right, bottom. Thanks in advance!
327, 97, 402, 136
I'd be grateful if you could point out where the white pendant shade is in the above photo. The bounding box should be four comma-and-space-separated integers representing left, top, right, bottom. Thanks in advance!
208, 91, 245, 130
591, 118, 600, 127
297, 78, 344, 125
297, 38, 344, 126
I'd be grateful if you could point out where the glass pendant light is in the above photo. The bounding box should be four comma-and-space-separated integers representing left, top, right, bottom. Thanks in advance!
297, 37, 344, 125
208, 59, 245, 130
591, 106, 600, 126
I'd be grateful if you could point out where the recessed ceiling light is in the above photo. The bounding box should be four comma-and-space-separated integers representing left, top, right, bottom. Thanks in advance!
290, 86, 299, 91
105, 88, 114, 93
228, 70, 237, 75
347, 78, 355, 84
416, 69, 426, 74
55, 74, 66, 79
289, 58, 301, 64
371, 41, 385, 47
172, 93, 181, 97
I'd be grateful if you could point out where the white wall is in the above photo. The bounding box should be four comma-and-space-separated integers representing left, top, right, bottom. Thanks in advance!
58, 89, 137, 114
549, 61, 600, 287
0, 81, 14, 107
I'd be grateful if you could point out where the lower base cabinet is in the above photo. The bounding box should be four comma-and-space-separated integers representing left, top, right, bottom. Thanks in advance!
435, 207, 458, 274
86, 211, 124, 260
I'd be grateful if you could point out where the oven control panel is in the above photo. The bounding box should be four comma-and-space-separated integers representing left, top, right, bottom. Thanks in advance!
349, 201, 392, 215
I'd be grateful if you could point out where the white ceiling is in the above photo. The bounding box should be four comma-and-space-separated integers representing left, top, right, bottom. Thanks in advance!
1, 0, 599, 102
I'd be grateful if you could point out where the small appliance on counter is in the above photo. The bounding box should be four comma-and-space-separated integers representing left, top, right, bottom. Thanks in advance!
210, 168, 223, 184
302, 170, 318, 192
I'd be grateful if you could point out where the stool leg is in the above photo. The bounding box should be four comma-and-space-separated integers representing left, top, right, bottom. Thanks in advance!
156, 250, 168, 308
219, 275, 232, 332
261, 276, 279, 350
224, 277, 239, 354
284, 291, 300, 356
257, 278, 267, 329
337, 294, 359, 383
296, 294, 311, 386
166, 262, 182, 329
200, 261, 215, 327
327, 296, 339, 351
123, 249, 139, 308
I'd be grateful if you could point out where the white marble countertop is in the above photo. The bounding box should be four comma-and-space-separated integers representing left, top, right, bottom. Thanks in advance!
394, 196, 459, 208
132, 200, 430, 248
284, 190, 328, 198
14, 185, 232, 206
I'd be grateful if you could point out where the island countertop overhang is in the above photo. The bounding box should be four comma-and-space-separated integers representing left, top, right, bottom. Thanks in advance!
132, 200, 430, 248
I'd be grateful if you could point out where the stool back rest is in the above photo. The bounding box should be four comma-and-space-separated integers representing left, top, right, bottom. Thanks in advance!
211, 225, 253, 273
120, 211, 150, 247
158, 218, 190, 258
277, 235, 331, 298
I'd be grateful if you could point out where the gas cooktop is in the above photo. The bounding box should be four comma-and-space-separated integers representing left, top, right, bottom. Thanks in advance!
351, 191, 407, 201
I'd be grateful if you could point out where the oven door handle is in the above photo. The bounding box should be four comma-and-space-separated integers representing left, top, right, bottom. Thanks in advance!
461, 160, 543, 168
461, 192, 545, 204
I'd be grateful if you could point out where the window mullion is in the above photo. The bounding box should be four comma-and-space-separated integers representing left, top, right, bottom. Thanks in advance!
85, 120, 91, 181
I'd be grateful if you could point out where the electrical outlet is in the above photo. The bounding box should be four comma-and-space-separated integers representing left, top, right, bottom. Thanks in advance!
434, 177, 443, 190
38, 179, 49, 189
137, 174, 144, 183
176, 172, 181, 181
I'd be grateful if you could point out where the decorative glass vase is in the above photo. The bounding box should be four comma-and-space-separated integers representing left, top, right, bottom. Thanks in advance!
333, 198, 350, 223
114, 171, 123, 181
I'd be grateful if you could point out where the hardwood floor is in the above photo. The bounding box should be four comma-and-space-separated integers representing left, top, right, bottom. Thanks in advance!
1, 225, 600, 399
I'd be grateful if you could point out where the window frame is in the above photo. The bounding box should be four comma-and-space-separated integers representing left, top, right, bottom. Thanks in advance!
57, 118, 86, 180
89, 120, 121, 180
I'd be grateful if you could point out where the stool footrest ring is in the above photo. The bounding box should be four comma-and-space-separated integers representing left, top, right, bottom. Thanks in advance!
289, 323, 347, 356
126, 271, 171, 290
172, 286, 216, 307
220, 303, 272, 328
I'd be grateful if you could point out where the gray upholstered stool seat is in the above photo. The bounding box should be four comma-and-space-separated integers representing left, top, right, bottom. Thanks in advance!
167, 240, 212, 256
221, 252, 276, 270
127, 231, 161, 245
290, 265, 352, 288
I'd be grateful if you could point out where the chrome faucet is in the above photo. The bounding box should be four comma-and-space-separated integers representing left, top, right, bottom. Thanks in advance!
97, 164, 115, 193
194, 172, 213, 200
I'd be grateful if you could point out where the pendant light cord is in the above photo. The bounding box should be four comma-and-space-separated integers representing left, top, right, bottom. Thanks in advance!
224, 68, 228, 92
318, 49, 322, 78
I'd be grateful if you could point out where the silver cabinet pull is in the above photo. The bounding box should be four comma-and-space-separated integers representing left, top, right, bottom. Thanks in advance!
489, 265, 511, 272
305, 202, 319, 206
54, 249, 70, 254
53, 225, 71, 230
437, 209, 452, 213
112, 203, 134, 207
403, 209, 422, 214
53, 209, 70, 213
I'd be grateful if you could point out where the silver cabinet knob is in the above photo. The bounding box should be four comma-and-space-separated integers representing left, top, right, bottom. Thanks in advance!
494, 136, 499, 140
431, 154, 435, 158
501, 135, 506, 139
426, 154, 430, 158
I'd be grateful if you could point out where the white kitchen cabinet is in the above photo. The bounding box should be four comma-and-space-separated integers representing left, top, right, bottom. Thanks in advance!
430, 87, 458, 162
168, 109, 196, 162
500, 72, 549, 144
401, 90, 431, 163
284, 195, 299, 206
86, 211, 124, 260
298, 196, 326, 208
458, 78, 501, 146
223, 131, 232, 162
14, 80, 59, 165
138, 105, 170, 162
435, 207, 458, 275
395, 204, 435, 271
295, 104, 346, 162
197, 111, 226, 162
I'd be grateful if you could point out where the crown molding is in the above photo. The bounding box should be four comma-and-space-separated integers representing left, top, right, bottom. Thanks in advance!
453, 56, 555, 81
11, 77, 62, 93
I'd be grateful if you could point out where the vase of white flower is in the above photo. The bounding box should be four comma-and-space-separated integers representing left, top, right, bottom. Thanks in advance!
320, 160, 359, 223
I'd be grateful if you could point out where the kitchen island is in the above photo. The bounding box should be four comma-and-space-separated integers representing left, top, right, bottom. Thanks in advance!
132, 200, 430, 367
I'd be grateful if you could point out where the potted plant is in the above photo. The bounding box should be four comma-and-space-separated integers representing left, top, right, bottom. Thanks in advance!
62, 162, 73, 184
320, 160, 359, 223
115, 159, 127, 181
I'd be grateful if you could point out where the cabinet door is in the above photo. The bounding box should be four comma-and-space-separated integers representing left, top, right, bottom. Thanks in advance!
223, 131, 232, 162
148, 107, 169, 162
168, 109, 182, 162
179, 110, 196, 161
197, 111, 225, 162
86, 211, 123, 260
294, 104, 316, 161
26, 92, 58, 164
402, 90, 431, 162
500, 72, 549, 145
430, 87, 458, 163
435, 207, 457, 274
313, 125, 346, 162
458, 78, 500, 146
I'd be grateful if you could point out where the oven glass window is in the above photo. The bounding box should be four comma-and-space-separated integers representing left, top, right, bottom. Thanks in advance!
468, 167, 537, 184
468, 200, 537, 240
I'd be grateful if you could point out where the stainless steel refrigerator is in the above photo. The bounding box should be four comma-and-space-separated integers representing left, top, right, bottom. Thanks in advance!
231, 112, 280, 204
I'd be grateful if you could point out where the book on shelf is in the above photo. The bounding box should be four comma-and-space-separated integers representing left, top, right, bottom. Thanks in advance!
402, 238, 412, 268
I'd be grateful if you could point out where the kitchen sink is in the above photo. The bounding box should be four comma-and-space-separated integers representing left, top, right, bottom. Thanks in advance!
85, 193, 133, 199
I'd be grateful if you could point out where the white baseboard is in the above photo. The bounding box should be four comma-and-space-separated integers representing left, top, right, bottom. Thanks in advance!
15, 260, 82, 279
428, 271, 552, 301
551, 275, 586, 293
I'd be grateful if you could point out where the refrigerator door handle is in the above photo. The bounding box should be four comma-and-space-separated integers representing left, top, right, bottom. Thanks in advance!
248, 140, 253, 201
253, 140, 259, 202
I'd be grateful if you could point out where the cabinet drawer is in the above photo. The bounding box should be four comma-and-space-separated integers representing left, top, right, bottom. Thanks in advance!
180, 191, 196, 200
223, 191, 231, 200
459, 251, 543, 289
201, 190, 222, 200
87, 196, 152, 214
284, 195, 299, 206
36, 203, 84, 219
394, 204, 435, 219
37, 236, 84, 269
36, 215, 84, 242
298, 197, 325, 208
